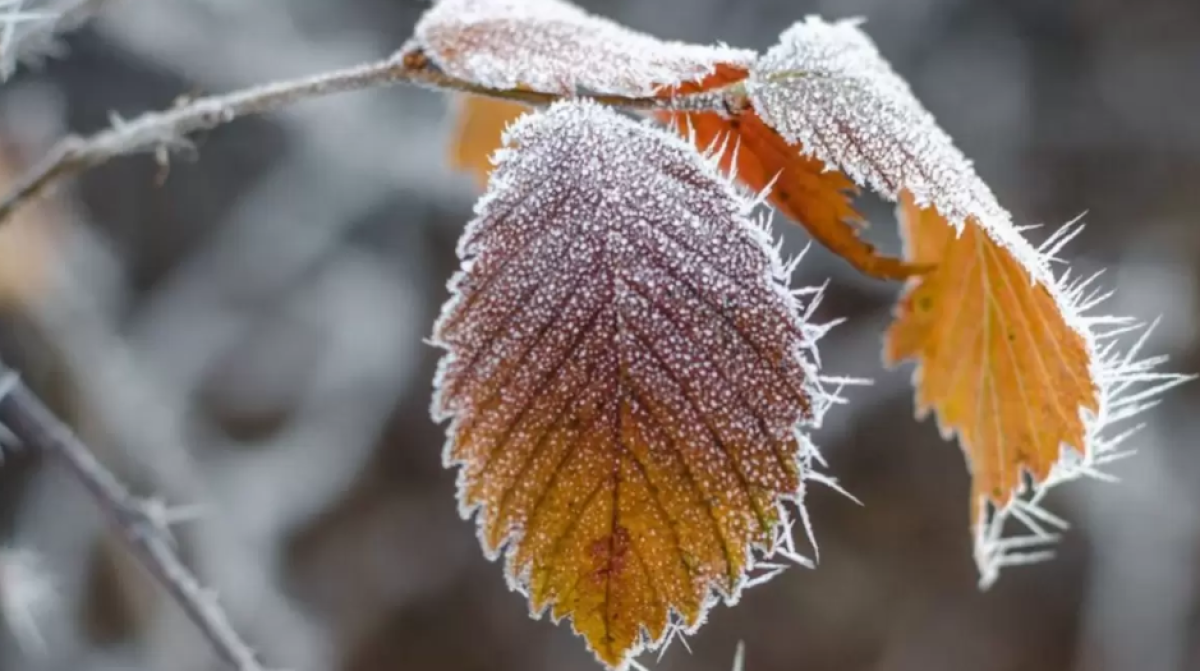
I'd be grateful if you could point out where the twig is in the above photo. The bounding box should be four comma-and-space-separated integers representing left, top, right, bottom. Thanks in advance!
0, 46, 740, 224
0, 366, 268, 671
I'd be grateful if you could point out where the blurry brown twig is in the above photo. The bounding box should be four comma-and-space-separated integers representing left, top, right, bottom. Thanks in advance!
0, 45, 740, 225
0, 367, 269, 671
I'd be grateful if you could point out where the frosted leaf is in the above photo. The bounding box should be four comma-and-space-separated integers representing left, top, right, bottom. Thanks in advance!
413, 0, 756, 97
747, 16, 1011, 237
747, 17, 1191, 586
888, 201, 1193, 586
431, 101, 840, 670
749, 16, 1200, 584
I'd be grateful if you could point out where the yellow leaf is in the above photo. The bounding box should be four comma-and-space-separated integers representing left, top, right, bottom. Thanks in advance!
446, 94, 531, 187
885, 194, 1103, 576
433, 102, 830, 669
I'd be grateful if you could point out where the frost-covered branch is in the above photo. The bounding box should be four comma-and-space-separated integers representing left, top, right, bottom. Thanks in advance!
0, 45, 739, 225
0, 366, 268, 671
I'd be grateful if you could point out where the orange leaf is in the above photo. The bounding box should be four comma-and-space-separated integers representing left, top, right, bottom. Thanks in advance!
750, 17, 1187, 582
432, 102, 831, 669
887, 194, 1187, 584
885, 194, 1097, 528
446, 94, 530, 187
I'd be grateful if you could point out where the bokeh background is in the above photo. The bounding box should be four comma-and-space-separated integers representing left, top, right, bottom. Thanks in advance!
0, 0, 1197, 669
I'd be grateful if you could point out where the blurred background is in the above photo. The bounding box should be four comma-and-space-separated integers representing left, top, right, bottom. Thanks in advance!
0, 0, 1197, 669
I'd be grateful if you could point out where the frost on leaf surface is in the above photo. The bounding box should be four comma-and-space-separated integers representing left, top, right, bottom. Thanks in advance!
748, 16, 1009, 236
431, 101, 834, 669
747, 17, 1188, 584
413, 0, 756, 97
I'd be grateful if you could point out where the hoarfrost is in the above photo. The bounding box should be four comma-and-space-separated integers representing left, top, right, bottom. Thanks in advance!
414, 0, 757, 97
748, 16, 1010, 238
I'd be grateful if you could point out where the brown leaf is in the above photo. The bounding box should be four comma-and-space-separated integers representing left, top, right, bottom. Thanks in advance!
432, 101, 829, 669
446, 94, 530, 187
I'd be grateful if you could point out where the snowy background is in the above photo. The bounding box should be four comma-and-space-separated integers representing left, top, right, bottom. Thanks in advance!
0, 0, 1198, 670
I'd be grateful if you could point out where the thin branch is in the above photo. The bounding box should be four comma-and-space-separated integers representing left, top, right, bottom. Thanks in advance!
0, 46, 741, 224
0, 366, 268, 671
